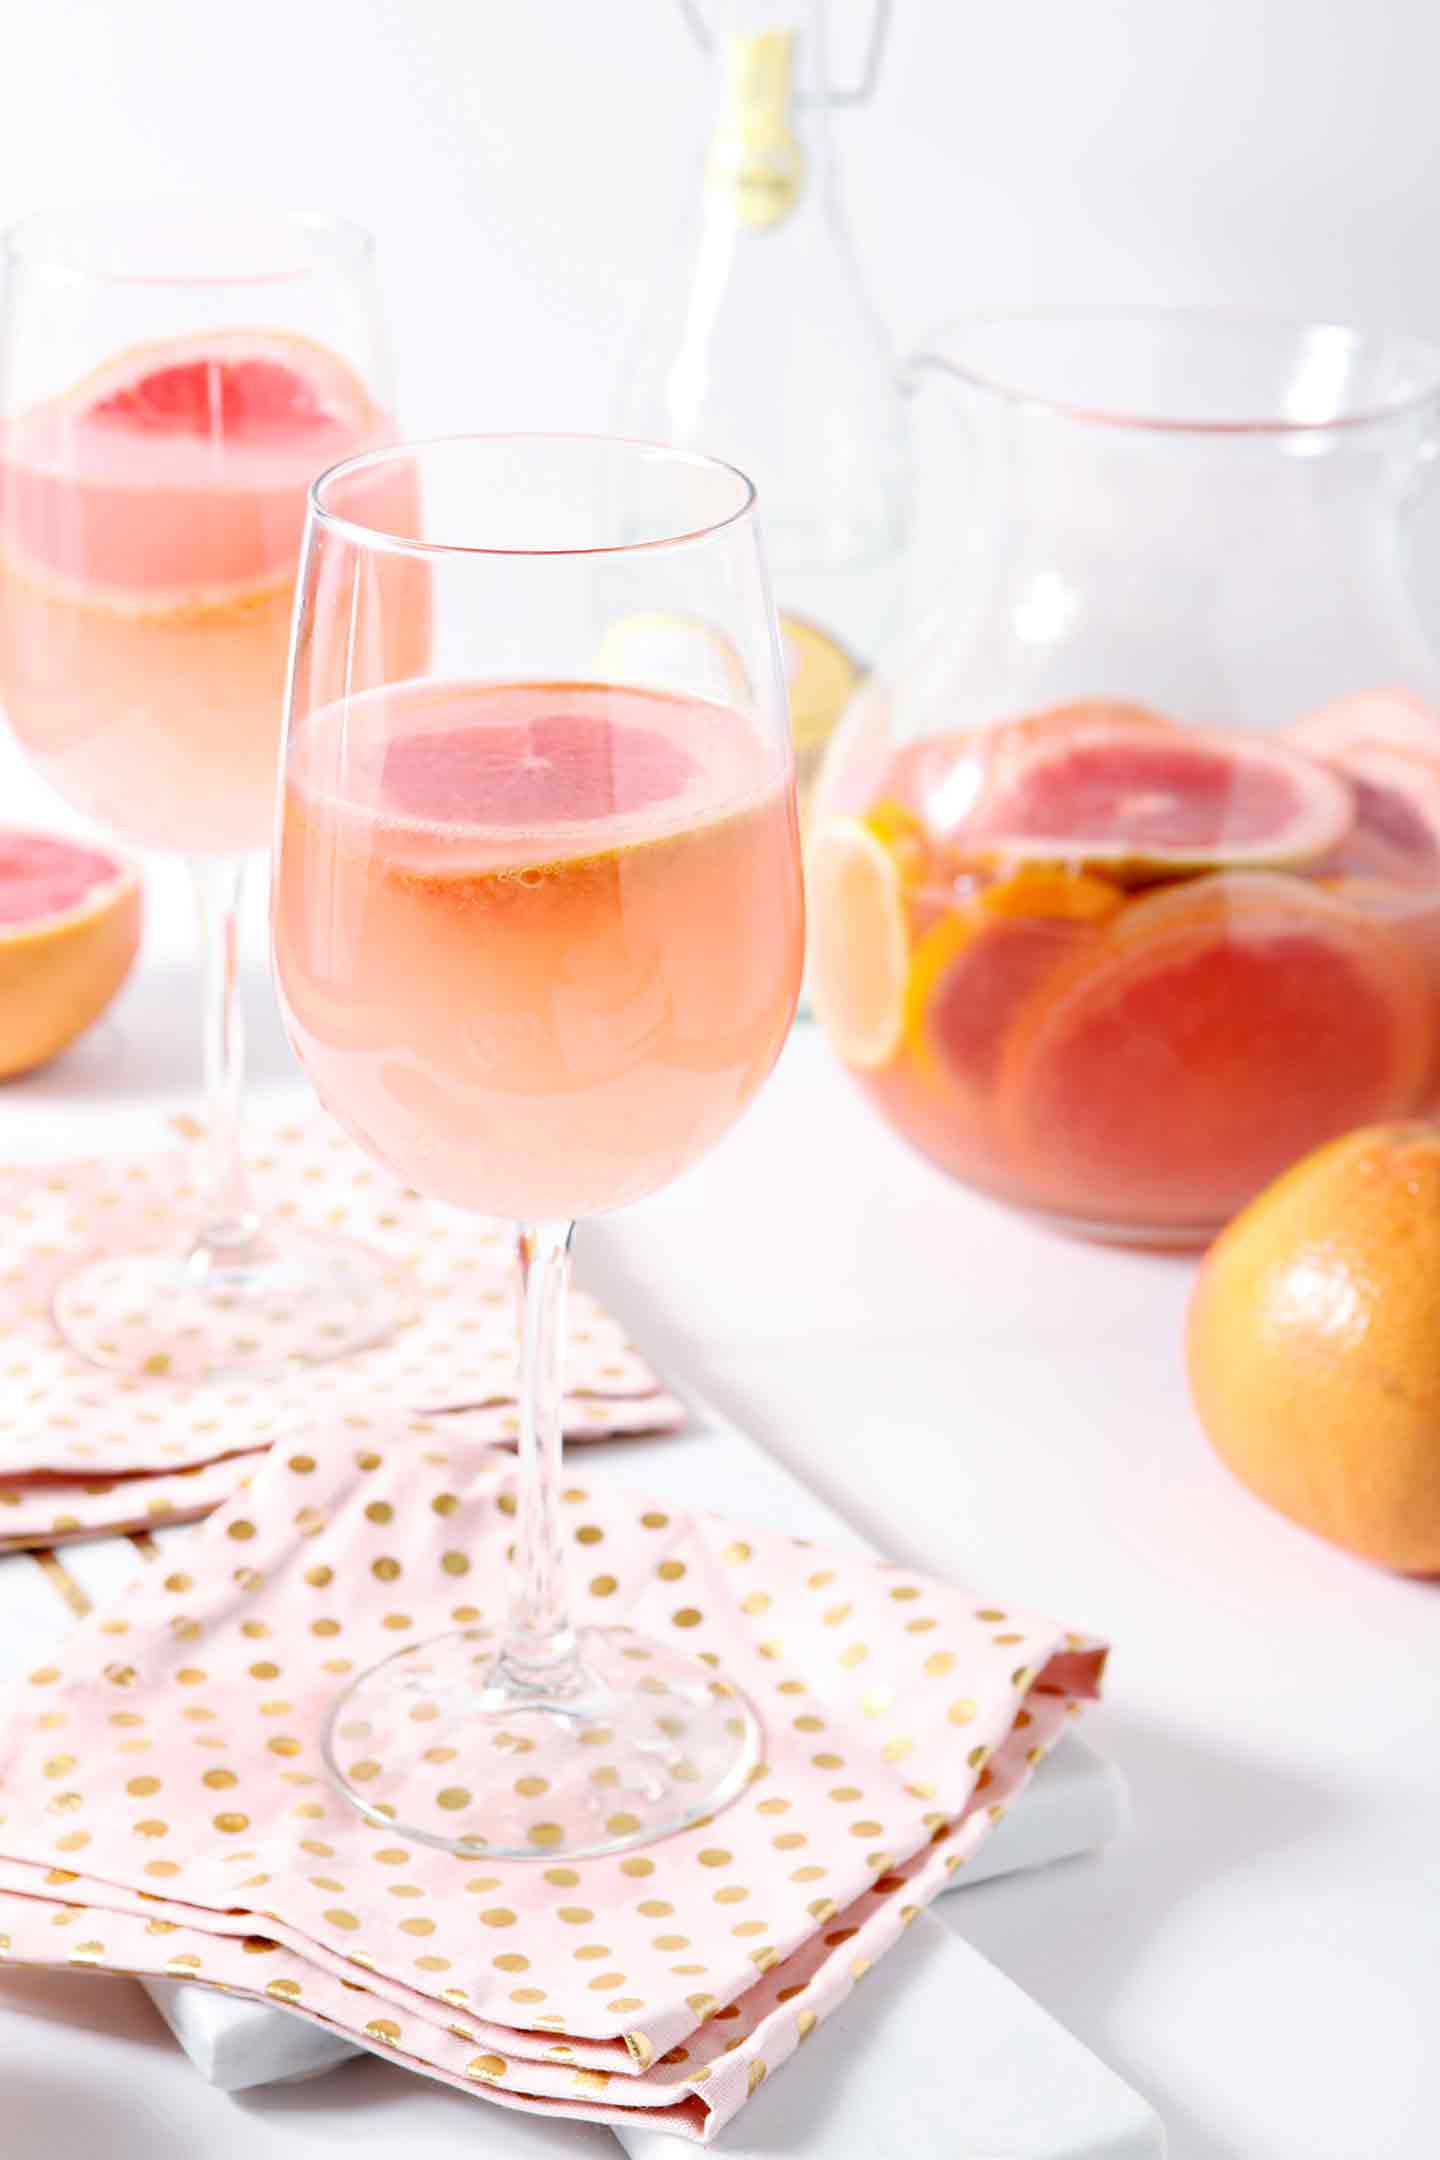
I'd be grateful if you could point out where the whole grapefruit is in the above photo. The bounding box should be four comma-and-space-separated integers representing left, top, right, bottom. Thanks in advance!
0, 831, 141, 1078
1187, 1122, 1440, 1572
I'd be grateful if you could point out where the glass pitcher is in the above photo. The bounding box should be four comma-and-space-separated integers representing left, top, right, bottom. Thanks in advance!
809, 310, 1440, 1243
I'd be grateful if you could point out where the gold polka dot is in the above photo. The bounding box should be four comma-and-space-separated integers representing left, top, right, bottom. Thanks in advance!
544, 1867, 580, 1887
202, 1768, 237, 1790
267, 1978, 302, 2001
620, 1856, 654, 1878
641, 1512, 670, 1530
372, 1557, 400, 1582
481, 1908, 517, 1928
162, 1573, 193, 1594
133, 1820, 168, 1839
431, 1493, 459, 1517
721, 1541, 750, 1564
575, 1525, 603, 1546
441, 1552, 469, 1576
510, 1986, 546, 2004
607, 1812, 641, 1836
466, 2054, 507, 2081
849, 1819, 883, 1837
948, 1698, 978, 1726
305, 1565, 333, 1589
126, 1775, 160, 1797
556, 1905, 593, 1924
365, 1501, 394, 1524
528, 1822, 564, 1848
226, 1521, 255, 1542
798, 2009, 817, 2039
288, 1455, 316, 1475
436, 1786, 471, 1811
324, 1909, 360, 1931
493, 1952, 529, 1972
672, 1608, 702, 1629
657, 1558, 685, 1581
589, 1574, 618, 1597
214, 1813, 250, 1834
496, 1492, 517, 1517
399, 1917, 435, 1937
698, 1848, 732, 1868
967, 1744, 990, 1770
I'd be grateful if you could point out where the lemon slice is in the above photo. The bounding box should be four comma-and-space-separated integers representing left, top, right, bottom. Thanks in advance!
593, 611, 751, 706
807, 816, 908, 1070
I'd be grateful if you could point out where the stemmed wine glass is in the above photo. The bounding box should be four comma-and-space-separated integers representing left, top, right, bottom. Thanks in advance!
0, 198, 403, 1381
273, 434, 804, 1856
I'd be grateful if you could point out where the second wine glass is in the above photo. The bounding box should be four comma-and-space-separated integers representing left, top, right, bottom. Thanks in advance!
0, 199, 407, 1380
274, 433, 804, 1858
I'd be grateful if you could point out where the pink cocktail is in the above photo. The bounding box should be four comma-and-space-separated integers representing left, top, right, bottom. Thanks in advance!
277, 680, 801, 1220
0, 202, 402, 1381
274, 434, 803, 1861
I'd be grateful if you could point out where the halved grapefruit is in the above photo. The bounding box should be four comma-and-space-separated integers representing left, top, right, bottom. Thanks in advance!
964, 722, 1353, 884
1000, 872, 1434, 1228
0, 831, 142, 1077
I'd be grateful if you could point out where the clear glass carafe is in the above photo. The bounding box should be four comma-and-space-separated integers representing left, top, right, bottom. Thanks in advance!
810, 311, 1440, 1242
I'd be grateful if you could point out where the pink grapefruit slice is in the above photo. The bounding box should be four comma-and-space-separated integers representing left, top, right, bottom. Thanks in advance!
0, 831, 142, 1077
964, 722, 1352, 883
0, 331, 377, 603
382, 704, 700, 827
1312, 741, 1440, 882
906, 869, 1122, 1097
1285, 687, 1440, 764
999, 872, 1434, 1228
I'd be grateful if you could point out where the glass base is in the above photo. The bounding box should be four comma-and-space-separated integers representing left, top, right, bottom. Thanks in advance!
51, 1229, 397, 1383
322, 1625, 763, 1860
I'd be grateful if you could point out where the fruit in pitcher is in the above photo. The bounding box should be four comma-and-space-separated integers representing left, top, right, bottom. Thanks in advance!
1285, 686, 1440, 765
1188, 1122, 1440, 1572
1000, 872, 1433, 1227
1315, 741, 1440, 881
907, 868, 1122, 1096
807, 815, 909, 1070
0, 830, 141, 1078
964, 722, 1353, 884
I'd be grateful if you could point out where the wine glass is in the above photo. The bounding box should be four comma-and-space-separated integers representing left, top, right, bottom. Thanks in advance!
273, 434, 804, 1857
0, 198, 403, 1381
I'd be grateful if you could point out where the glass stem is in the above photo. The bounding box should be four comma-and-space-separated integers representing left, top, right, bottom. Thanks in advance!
500, 1218, 581, 1692
190, 854, 261, 1262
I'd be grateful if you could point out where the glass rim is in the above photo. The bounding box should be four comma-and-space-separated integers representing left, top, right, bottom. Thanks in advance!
308, 432, 761, 560
911, 304, 1440, 437
0, 196, 376, 289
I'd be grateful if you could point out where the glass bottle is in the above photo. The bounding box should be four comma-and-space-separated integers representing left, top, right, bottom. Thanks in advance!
616, 0, 909, 817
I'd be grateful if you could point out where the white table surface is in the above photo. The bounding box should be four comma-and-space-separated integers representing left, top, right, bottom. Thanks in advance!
0, 748, 1434, 2160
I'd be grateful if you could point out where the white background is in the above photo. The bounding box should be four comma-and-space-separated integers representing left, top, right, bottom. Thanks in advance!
3, 0, 1440, 433
2, 7, 1439, 2160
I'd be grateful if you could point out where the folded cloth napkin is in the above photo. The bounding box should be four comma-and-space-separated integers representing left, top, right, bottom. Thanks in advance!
0, 1117, 681, 1547
0, 1409, 1106, 2140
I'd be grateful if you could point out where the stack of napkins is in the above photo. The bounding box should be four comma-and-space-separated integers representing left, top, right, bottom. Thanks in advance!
0, 1408, 1105, 2139
0, 1119, 681, 1550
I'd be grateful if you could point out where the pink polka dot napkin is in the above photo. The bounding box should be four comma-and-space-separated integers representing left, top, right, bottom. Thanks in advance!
0, 1116, 681, 1549
0, 1410, 1106, 2140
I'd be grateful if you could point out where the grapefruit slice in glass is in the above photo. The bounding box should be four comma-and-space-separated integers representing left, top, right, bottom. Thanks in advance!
2, 331, 377, 603
1000, 872, 1435, 1231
